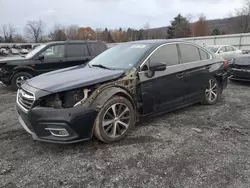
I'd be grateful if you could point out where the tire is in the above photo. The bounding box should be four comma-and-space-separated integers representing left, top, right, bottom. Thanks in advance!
93, 96, 135, 143
11, 72, 33, 90
202, 77, 221, 105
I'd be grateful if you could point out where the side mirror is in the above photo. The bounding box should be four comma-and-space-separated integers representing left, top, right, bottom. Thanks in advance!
149, 62, 166, 72
37, 55, 44, 60
218, 50, 224, 54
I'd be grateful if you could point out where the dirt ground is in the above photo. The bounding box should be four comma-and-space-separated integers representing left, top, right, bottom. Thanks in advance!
0, 81, 250, 188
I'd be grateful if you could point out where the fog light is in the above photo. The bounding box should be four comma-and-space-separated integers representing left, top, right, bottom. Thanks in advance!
45, 128, 69, 137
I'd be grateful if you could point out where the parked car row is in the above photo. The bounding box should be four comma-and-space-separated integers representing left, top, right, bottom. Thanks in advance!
13, 39, 229, 144
0, 40, 108, 90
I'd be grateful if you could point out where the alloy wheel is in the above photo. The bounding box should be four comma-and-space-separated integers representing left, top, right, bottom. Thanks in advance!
205, 79, 218, 103
16, 76, 29, 88
102, 103, 131, 138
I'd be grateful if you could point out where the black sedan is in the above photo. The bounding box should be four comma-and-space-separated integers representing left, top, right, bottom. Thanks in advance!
229, 55, 250, 81
16, 39, 228, 144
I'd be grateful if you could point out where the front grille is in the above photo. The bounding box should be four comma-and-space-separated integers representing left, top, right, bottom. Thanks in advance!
17, 88, 35, 111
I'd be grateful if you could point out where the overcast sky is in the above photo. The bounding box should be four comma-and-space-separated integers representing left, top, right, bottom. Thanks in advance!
0, 0, 244, 32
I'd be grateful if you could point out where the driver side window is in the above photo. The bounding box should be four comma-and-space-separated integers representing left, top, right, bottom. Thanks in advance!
150, 44, 179, 67
41, 45, 65, 59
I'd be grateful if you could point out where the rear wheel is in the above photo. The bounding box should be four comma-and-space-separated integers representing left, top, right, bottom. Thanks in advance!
202, 77, 221, 105
11, 72, 32, 90
93, 96, 135, 143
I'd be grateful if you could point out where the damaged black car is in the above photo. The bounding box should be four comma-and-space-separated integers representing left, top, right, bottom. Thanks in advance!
229, 55, 250, 81
16, 40, 228, 144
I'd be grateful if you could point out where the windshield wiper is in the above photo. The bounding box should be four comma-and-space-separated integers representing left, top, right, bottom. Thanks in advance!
91, 64, 113, 70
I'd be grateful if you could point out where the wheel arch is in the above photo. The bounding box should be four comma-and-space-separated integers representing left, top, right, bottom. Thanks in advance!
11, 66, 35, 79
90, 86, 136, 112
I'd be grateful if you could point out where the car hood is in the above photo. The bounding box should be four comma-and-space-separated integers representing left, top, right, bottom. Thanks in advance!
0, 56, 25, 63
234, 57, 250, 66
26, 65, 125, 93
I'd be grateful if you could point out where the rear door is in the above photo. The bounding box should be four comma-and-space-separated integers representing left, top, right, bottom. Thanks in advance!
64, 43, 92, 68
178, 43, 212, 103
138, 44, 186, 114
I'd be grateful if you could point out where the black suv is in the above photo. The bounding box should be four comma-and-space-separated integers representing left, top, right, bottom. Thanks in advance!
0, 40, 107, 90
16, 40, 228, 144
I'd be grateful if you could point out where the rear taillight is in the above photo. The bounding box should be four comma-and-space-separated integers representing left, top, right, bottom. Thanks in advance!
223, 60, 228, 68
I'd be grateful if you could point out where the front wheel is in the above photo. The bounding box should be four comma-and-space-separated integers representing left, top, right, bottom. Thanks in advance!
202, 77, 221, 105
93, 96, 135, 143
11, 72, 33, 90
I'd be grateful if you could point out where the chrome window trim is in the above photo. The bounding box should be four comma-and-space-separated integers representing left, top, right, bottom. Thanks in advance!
139, 42, 213, 71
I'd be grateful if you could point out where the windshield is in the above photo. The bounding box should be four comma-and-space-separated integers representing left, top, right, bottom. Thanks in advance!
25, 45, 46, 59
89, 43, 152, 70
206, 46, 219, 53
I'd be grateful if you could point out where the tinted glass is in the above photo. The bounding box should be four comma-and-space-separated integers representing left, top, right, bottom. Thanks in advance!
42, 45, 65, 59
179, 44, 201, 63
88, 43, 107, 56
150, 44, 179, 66
89, 43, 152, 70
66, 44, 89, 58
199, 49, 210, 60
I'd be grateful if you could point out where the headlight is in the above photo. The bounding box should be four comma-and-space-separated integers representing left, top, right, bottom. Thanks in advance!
40, 88, 89, 108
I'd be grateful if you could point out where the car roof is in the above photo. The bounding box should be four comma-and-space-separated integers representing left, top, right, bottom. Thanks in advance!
207, 45, 232, 47
127, 39, 188, 45
45, 40, 106, 45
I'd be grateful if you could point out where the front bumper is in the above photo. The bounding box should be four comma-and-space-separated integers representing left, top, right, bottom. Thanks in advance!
229, 68, 250, 81
16, 103, 98, 144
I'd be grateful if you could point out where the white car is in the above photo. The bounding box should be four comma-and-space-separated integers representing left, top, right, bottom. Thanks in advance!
20, 49, 29, 54
10, 48, 20, 55
206, 45, 242, 61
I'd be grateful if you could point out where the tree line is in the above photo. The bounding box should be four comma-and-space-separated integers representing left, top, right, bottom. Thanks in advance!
1, 0, 250, 43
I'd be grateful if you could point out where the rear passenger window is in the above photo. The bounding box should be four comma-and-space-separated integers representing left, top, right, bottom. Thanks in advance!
179, 44, 201, 63
66, 44, 90, 58
150, 44, 179, 66
88, 43, 107, 56
199, 49, 210, 60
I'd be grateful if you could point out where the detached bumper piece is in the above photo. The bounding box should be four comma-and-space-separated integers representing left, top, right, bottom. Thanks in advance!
16, 104, 97, 144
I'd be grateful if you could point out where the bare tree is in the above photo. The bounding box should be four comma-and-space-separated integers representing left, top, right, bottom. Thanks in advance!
65, 25, 79, 40
232, 0, 250, 33
25, 20, 45, 42
49, 24, 67, 41
1, 24, 16, 42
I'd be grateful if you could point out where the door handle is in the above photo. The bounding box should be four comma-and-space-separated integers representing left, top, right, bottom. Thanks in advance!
205, 65, 211, 69
176, 72, 184, 78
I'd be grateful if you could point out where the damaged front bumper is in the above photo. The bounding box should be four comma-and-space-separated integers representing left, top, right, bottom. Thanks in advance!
16, 103, 98, 144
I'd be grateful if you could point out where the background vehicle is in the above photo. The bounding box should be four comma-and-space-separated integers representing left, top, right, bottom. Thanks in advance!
229, 55, 250, 81
16, 40, 228, 144
206, 45, 242, 61
0, 40, 108, 90
20, 49, 29, 54
10, 48, 20, 55
0, 48, 9, 56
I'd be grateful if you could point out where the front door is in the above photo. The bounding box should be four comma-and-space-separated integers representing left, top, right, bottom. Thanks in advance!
138, 44, 186, 115
33, 44, 66, 75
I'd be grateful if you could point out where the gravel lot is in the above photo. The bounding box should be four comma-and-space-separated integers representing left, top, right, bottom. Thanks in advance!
0, 81, 250, 188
